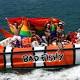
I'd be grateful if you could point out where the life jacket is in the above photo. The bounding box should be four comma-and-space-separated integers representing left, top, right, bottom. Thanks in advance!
22, 37, 31, 47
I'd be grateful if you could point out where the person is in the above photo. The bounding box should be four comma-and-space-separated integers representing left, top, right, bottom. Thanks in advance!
44, 20, 57, 42
6, 17, 24, 35
57, 22, 64, 34
45, 23, 51, 31
30, 30, 42, 47
50, 20, 57, 42
42, 30, 52, 46
55, 22, 65, 52
56, 35, 64, 53
76, 28, 80, 43
10, 35, 22, 47
67, 31, 77, 44
6, 17, 24, 47
56, 21, 65, 41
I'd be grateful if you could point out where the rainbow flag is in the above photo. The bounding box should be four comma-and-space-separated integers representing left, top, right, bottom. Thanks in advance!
7, 17, 31, 37
20, 25, 31, 37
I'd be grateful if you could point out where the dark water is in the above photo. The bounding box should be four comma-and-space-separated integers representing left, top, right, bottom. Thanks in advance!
0, 0, 80, 38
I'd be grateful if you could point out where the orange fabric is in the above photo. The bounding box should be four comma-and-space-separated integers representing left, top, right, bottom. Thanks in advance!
0, 47, 5, 69
45, 44, 73, 66
29, 18, 50, 30
12, 47, 34, 68
22, 38, 31, 47
12, 43, 74, 68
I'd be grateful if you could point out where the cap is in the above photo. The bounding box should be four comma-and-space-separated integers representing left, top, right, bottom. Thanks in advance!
59, 22, 63, 25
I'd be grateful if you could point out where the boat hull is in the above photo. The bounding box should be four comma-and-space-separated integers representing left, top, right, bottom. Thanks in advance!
0, 43, 80, 69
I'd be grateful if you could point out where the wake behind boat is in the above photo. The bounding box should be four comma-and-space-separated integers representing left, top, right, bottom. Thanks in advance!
0, 17, 80, 70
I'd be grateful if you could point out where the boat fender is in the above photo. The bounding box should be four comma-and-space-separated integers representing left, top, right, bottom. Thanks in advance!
75, 44, 80, 64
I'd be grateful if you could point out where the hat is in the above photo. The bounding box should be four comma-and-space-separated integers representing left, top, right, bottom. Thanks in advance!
58, 22, 64, 27
59, 22, 62, 24
59, 21, 64, 25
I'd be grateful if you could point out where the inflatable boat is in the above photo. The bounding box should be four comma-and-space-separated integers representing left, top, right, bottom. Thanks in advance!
0, 42, 80, 70
0, 17, 80, 70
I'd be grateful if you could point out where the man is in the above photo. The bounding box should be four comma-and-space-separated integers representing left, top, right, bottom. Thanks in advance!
56, 22, 64, 52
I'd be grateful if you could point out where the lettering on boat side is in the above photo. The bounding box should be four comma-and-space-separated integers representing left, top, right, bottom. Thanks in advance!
23, 53, 64, 62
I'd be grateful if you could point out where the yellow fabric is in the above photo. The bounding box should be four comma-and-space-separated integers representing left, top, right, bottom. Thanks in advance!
20, 25, 29, 31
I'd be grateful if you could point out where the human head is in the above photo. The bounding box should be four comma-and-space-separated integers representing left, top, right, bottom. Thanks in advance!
45, 23, 50, 30
58, 22, 64, 27
13, 22, 18, 29
31, 30, 36, 36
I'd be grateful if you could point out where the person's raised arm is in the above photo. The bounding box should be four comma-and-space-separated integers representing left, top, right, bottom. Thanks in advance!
5, 17, 14, 28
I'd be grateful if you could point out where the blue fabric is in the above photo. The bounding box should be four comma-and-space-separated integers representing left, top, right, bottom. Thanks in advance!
51, 31, 57, 40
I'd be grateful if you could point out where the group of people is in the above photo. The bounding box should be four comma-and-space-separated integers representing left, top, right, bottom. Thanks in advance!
6, 17, 74, 49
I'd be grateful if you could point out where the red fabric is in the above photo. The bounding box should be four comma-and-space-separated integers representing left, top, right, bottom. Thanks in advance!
52, 18, 60, 23
7, 17, 61, 31
0, 29, 13, 38
28, 18, 51, 30
7, 17, 23, 25
69, 32, 77, 43
7, 17, 60, 26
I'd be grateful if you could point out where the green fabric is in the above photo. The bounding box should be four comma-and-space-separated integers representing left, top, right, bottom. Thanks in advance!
50, 24, 56, 31
20, 31, 31, 37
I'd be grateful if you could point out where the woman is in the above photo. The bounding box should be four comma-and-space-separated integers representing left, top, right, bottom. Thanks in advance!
31, 30, 42, 47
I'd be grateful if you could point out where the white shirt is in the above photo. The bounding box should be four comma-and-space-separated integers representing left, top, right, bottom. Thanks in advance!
77, 32, 80, 39
11, 35, 21, 41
